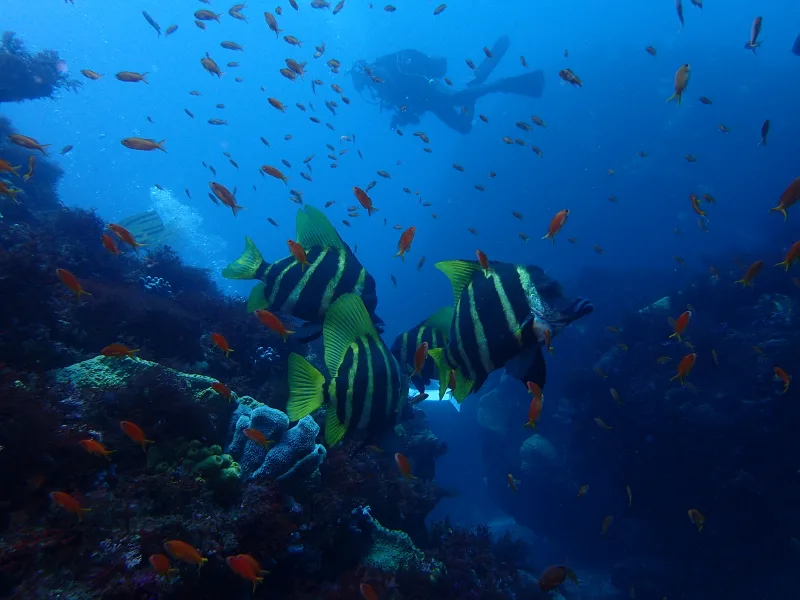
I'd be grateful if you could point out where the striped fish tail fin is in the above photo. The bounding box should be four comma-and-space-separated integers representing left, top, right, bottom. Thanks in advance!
222, 236, 265, 280
427, 348, 451, 399
286, 353, 326, 421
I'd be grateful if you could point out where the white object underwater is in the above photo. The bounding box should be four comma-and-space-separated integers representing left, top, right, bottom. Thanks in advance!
412, 380, 461, 413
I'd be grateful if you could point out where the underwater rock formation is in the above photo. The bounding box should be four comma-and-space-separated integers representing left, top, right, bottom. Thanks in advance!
0, 31, 81, 104
228, 399, 327, 482
352, 505, 424, 573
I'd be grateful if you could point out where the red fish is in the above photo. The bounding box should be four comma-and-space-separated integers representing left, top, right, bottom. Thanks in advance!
50, 491, 91, 521
255, 309, 295, 342
149, 554, 178, 578
476, 249, 490, 275
227, 554, 267, 592
164, 541, 208, 569
776, 241, 800, 271
108, 223, 147, 253
120, 421, 154, 452
211, 381, 232, 401
100, 343, 139, 358
666, 64, 690, 105
539, 565, 578, 592
412, 342, 428, 376
524, 382, 543, 428
770, 177, 800, 221
101, 233, 121, 256
745, 16, 762, 53
669, 310, 692, 342
774, 366, 790, 394
507, 473, 519, 492
542, 209, 569, 244
287, 239, 309, 271
56, 268, 92, 298
243, 427, 274, 449
79, 439, 115, 460
353, 186, 379, 216
395, 452, 417, 480
211, 333, 234, 357
735, 260, 764, 287
394, 226, 416, 261
360, 583, 379, 600
670, 353, 697, 385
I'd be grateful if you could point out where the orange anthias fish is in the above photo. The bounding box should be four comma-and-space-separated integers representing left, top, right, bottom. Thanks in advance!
164, 541, 208, 569
666, 64, 691, 105
774, 366, 790, 394
539, 565, 578, 591
735, 260, 764, 287
100, 343, 139, 358
23, 155, 35, 181
255, 309, 295, 342
671, 352, 697, 385
79, 439, 115, 460
689, 194, 706, 217
211, 332, 234, 357
121, 137, 166, 152
395, 452, 417, 480
0, 158, 22, 176
50, 491, 91, 521
770, 177, 800, 221
745, 16, 763, 53
8, 133, 51, 154
120, 421, 154, 452
688, 508, 705, 531
669, 310, 692, 342
360, 583, 380, 600
524, 382, 544, 428
56, 268, 92, 298
476, 249, 490, 276
602, 515, 614, 534
261, 165, 290, 184
227, 554, 267, 592
108, 223, 147, 253
394, 226, 416, 261
287, 239, 309, 271
558, 69, 582, 87
776, 241, 800, 271
577, 484, 589, 497
353, 186, 379, 216
507, 473, 519, 492
412, 342, 428, 377
243, 427, 274, 449
101, 233, 121, 256
149, 554, 178, 579
211, 382, 232, 401
542, 209, 569, 244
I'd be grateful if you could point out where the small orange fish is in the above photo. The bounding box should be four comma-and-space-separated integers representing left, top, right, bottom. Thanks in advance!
108, 223, 147, 253
261, 164, 290, 184
687, 508, 705, 531
243, 427, 274, 449
610, 388, 622, 406
353, 186, 379, 216
538, 565, 578, 592
100, 343, 139, 358
209, 182, 245, 217
669, 310, 692, 342
56, 268, 92, 298
22, 155, 35, 181
394, 226, 416, 261
79, 439, 115, 460
412, 342, 428, 377
101, 233, 121, 256
211, 381, 232, 401
395, 452, 417, 480
645, 46, 657, 56
149, 554, 178, 579
602, 515, 613, 534
689, 194, 706, 217
255, 309, 295, 342
360, 582, 380, 600
594, 417, 612, 430
524, 382, 544, 428
745, 16, 763, 53
50, 491, 91, 521
542, 209, 569, 244
671, 353, 697, 385
577, 484, 589, 497
735, 261, 764, 287
774, 366, 790, 394
8, 133, 51, 154
558, 68, 582, 87
775, 241, 800, 271
211, 332, 233, 357
666, 64, 690, 105
476, 249, 490, 275
121, 137, 166, 152
120, 421, 154, 452
164, 541, 208, 569
286, 240, 309, 271
507, 473, 519, 492
227, 554, 267, 592
770, 177, 800, 221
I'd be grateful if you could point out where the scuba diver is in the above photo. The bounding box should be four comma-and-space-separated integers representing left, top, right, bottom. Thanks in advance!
349, 35, 544, 134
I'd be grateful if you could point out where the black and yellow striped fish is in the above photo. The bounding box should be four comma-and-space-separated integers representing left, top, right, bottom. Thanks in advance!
286, 294, 407, 446
222, 206, 382, 341
429, 259, 593, 402
390, 306, 453, 393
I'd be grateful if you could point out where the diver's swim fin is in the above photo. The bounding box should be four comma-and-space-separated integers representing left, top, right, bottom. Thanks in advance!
467, 35, 510, 87
487, 70, 545, 99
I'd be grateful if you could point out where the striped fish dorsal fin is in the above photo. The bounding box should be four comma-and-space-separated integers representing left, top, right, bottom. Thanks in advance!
222, 236, 265, 280
246, 282, 269, 313
296, 206, 347, 251
325, 401, 347, 446
435, 260, 482, 306
323, 293, 378, 377
286, 353, 326, 421
424, 306, 454, 337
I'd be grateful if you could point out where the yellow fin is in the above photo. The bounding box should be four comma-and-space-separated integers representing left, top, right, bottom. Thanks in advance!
322, 293, 378, 377
296, 206, 346, 250
286, 353, 326, 421
435, 260, 482, 306
427, 347, 451, 399
424, 306, 454, 338
222, 236, 265, 280
324, 403, 347, 446
452, 371, 475, 403
246, 282, 269, 313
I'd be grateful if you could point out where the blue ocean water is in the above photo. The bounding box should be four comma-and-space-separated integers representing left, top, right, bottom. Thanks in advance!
4, 0, 800, 597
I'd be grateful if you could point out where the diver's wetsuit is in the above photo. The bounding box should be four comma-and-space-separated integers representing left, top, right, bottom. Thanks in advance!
352, 36, 545, 134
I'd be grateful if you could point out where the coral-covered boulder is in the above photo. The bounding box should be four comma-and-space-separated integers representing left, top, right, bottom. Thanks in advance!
351, 506, 424, 573
52, 356, 223, 409
519, 433, 561, 477
228, 399, 326, 482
